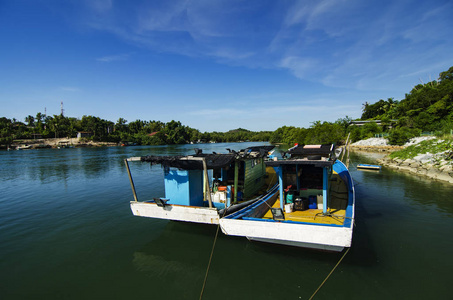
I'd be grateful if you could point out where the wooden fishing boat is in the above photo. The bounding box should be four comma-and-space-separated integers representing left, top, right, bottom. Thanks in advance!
219, 144, 355, 252
125, 146, 279, 225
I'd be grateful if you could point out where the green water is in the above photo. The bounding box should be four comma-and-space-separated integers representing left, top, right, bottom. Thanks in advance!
1, 144, 452, 299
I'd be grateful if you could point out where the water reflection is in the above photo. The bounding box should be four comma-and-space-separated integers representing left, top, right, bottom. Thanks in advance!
131, 220, 347, 300
132, 221, 217, 299
0, 142, 269, 185
350, 151, 453, 216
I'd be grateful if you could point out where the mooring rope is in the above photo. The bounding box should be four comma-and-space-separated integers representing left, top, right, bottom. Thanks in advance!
199, 223, 221, 300
200, 202, 232, 300
309, 247, 350, 300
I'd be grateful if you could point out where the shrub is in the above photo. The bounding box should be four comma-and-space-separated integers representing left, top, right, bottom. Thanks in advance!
388, 127, 420, 145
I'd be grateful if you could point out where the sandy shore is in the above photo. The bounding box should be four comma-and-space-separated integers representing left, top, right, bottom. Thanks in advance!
11, 137, 117, 149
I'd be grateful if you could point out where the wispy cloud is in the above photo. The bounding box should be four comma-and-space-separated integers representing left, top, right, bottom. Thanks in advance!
78, 0, 452, 92
85, 0, 112, 14
96, 53, 131, 62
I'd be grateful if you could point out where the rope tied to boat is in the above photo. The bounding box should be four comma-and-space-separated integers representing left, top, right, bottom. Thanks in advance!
199, 206, 231, 300
200, 182, 278, 299
199, 223, 221, 300
309, 247, 350, 300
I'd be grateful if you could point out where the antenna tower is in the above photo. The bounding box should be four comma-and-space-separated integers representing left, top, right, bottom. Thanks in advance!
61, 101, 64, 116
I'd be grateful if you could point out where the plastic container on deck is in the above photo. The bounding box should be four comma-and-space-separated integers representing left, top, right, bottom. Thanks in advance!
286, 193, 294, 204
308, 195, 318, 209
284, 203, 293, 213
294, 197, 309, 211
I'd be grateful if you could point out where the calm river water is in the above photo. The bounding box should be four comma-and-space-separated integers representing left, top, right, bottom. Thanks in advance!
1, 143, 452, 299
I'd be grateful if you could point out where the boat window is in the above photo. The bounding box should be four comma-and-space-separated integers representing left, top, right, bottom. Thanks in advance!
299, 165, 323, 189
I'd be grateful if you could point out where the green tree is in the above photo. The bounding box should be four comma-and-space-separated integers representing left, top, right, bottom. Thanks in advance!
0, 117, 13, 147
115, 118, 128, 133
25, 115, 35, 127
388, 127, 420, 146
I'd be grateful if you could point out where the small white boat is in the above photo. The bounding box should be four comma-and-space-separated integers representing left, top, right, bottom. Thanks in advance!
57, 141, 74, 149
357, 164, 381, 170
16, 144, 32, 150
125, 146, 278, 225
219, 144, 355, 252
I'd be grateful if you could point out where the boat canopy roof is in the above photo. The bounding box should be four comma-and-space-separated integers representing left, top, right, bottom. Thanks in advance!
266, 144, 336, 168
141, 153, 236, 170
139, 145, 274, 170
266, 158, 335, 168
286, 144, 334, 157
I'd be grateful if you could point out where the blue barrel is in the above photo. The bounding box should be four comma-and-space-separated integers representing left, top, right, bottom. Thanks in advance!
308, 203, 318, 209
237, 191, 243, 202
308, 195, 317, 209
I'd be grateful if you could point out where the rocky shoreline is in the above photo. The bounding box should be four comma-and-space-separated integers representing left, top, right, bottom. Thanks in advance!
350, 145, 404, 152
376, 155, 453, 184
350, 137, 453, 184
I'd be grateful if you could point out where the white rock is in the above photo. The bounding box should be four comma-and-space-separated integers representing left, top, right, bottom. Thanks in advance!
413, 153, 435, 164
352, 138, 389, 146
404, 136, 436, 147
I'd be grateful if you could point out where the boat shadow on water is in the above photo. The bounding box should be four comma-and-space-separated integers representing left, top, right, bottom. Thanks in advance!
344, 185, 380, 267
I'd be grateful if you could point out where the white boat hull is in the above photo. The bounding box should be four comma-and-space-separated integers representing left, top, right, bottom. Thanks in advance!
130, 202, 220, 224
219, 218, 353, 252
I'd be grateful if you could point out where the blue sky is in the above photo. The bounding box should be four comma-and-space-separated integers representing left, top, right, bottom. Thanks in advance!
1, 0, 452, 132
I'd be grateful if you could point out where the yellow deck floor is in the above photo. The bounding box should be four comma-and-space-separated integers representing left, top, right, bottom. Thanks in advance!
263, 198, 346, 225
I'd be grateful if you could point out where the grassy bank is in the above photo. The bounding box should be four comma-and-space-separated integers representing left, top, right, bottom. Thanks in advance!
389, 136, 453, 160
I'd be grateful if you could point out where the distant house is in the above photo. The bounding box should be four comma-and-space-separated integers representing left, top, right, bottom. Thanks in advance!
148, 132, 159, 137
349, 120, 398, 128
77, 132, 93, 138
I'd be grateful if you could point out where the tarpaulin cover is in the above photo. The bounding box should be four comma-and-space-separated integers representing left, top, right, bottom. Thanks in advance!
140, 153, 236, 170
287, 144, 333, 156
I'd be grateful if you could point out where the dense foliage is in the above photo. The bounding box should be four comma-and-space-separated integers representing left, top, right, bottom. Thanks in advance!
361, 66, 453, 134
2, 66, 452, 148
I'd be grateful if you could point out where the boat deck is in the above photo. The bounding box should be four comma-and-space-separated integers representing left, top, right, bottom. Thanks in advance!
262, 198, 346, 225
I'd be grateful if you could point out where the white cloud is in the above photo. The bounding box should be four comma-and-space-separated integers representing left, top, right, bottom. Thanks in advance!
279, 56, 317, 80
96, 53, 131, 62
78, 0, 452, 93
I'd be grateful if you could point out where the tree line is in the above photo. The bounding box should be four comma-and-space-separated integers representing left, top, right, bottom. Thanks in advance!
0, 114, 272, 147
1, 66, 452, 148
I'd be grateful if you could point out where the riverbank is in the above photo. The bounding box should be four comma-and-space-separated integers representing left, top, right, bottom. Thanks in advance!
351, 137, 453, 184
9, 137, 117, 149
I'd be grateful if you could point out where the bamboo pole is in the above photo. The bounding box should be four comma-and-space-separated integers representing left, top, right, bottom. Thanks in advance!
124, 159, 138, 202
341, 133, 350, 162
234, 160, 239, 204
201, 158, 213, 208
